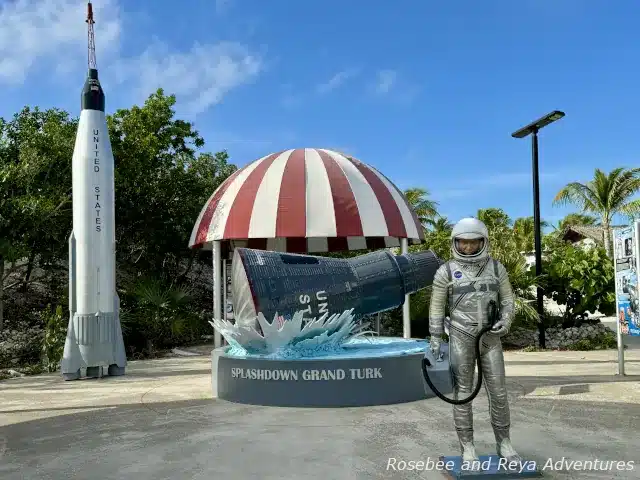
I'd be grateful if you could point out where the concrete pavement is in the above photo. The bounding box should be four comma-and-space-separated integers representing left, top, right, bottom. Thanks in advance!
1, 347, 639, 479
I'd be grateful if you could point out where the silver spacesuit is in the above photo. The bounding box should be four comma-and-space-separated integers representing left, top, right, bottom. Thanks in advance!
428, 217, 521, 463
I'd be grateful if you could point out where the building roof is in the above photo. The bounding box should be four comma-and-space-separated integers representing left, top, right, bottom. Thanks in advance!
189, 148, 425, 252
561, 225, 604, 244
561, 224, 626, 245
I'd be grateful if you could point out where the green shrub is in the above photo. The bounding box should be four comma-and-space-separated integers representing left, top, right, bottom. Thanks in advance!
565, 331, 617, 351
379, 309, 402, 336
541, 244, 615, 325
120, 277, 209, 355
41, 304, 67, 372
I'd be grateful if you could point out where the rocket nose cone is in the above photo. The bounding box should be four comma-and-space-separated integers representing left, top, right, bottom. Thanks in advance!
82, 68, 105, 112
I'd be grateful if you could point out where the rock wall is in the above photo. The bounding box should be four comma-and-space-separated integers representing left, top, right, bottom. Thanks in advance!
504, 322, 613, 349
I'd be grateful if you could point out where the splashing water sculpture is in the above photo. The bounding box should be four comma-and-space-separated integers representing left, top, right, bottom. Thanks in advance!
210, 309, 363, 357
211, 248, 454, 407
211, 308, 430, 360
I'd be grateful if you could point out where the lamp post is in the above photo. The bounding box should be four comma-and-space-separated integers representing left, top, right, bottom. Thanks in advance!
511, 110, 565, 349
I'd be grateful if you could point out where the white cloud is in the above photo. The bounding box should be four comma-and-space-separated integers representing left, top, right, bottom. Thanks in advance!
0, 0, 121, 84
0, 0, 263, 116
316, 68, 358, 94
115, 41, 262, 116
372, 69, 397, 94
368, 69, 419, 104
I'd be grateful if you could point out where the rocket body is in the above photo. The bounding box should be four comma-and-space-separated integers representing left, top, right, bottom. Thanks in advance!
61, 68, 126, 380
72, 109, 116, 314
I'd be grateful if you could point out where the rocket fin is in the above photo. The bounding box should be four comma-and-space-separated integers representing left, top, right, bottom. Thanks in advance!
61, 312, 83, 380
62, 231, 82, 380
109, 293, 126, 375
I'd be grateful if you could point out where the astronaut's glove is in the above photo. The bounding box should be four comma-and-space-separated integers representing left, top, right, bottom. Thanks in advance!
490, 319, 510, 337
429, 336, 441, 358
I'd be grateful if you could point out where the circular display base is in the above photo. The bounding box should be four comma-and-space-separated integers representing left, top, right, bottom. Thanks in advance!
211, 342, 453, 407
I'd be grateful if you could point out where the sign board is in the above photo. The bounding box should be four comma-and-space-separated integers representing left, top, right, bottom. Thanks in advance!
614, 221, 640, 336
225, 259, 234, 321
214, 350, 451, 407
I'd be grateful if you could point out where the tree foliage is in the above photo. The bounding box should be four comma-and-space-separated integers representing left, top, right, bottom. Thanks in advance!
553, 167, 640, 256
0, 91, 631, 367
403, 187, 439, 227
512, 216, 549, 253
1, 108, 78, 330
541, 243, 616, 324
0, 90, 236, 360
109, 90, 236, 281
418, 217, 452, 261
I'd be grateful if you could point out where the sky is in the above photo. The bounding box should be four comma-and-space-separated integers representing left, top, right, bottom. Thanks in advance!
1, 0, 639, 231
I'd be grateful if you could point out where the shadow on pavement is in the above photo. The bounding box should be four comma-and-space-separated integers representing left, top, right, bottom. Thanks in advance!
509, 374, 640, 394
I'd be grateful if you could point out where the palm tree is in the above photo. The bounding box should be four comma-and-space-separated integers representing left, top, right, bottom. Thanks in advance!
431, 216, 452, 233
513, 216, 550, 253
476, 208, 513, 232
553, 168, 640, 257
404, 187, 439, 228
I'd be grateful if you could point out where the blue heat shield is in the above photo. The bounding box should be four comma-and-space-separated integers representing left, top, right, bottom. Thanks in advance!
230, 247, 442, 328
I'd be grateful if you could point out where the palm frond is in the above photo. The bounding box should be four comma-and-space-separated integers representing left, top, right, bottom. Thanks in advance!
553, 168, 640, 237
133, 278, 170, 308
403, 187, 440, 226
618, 198, 640, 219
553, 182, 598, 211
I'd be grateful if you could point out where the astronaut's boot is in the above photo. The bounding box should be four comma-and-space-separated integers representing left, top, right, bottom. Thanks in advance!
457, 429, 479, 465
493, 425, 521, 463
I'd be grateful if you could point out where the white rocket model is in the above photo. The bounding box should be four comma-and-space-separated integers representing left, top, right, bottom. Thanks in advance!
60, 63, 127, 380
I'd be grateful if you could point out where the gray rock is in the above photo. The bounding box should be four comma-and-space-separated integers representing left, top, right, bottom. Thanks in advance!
503, 321, 614, 350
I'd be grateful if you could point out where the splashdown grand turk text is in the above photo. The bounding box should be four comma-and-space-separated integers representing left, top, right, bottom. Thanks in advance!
230, 367, 383, 381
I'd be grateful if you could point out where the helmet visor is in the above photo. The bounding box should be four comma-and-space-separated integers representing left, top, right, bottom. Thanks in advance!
454, 238, 485, 257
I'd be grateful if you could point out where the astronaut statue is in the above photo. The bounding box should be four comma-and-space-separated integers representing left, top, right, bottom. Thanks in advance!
428, 217, 521, 463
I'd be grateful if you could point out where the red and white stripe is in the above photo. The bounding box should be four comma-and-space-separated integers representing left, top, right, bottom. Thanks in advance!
189, 148, 425, 253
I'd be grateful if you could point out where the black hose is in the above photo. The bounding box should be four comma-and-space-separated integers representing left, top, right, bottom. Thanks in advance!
421, 300, 498, 405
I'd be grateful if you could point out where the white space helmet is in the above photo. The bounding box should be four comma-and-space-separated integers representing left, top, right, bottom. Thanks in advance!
450, 217, 489, 263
